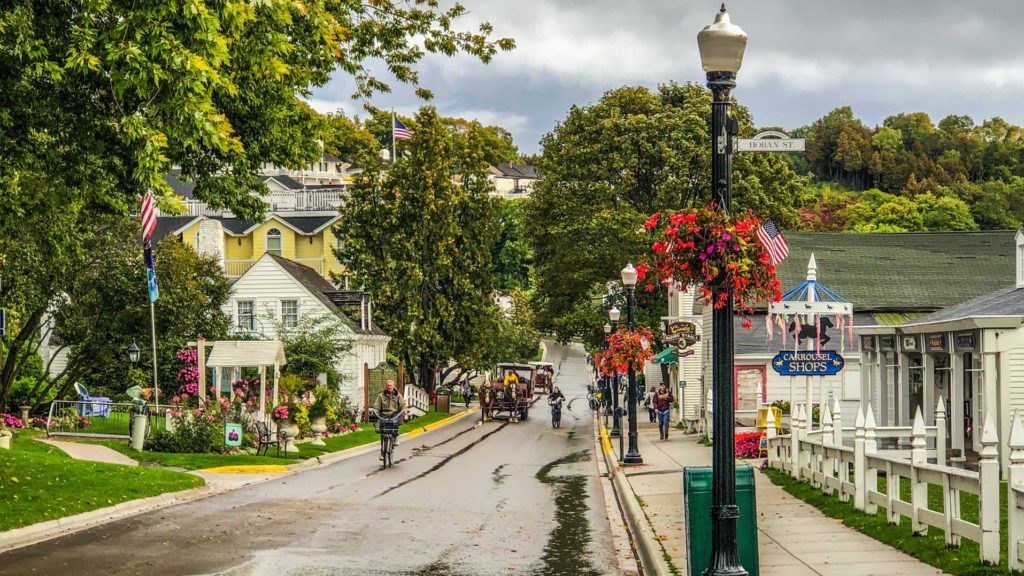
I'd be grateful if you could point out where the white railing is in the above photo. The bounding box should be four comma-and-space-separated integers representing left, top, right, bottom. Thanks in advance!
165, 190, 345, 217
405, 384, 429, 418
225, 259, 254, 278
766, 398, 1000, 565
292, 258, 325, 276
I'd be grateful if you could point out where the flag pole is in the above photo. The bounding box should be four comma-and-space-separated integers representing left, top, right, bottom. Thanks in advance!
391, 110, 397, 164
149, 298, 159, 408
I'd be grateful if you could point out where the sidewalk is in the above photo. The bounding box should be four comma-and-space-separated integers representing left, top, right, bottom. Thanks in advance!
608, 420, 947, 576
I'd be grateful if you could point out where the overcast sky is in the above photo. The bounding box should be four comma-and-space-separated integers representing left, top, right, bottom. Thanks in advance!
307, 1, 1024, 154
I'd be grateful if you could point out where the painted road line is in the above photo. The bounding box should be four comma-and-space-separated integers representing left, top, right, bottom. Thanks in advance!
405, 406, 480, 438
199, 465, 288, 474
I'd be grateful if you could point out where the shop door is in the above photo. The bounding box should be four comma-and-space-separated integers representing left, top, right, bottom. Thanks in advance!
734, 366, 765, 412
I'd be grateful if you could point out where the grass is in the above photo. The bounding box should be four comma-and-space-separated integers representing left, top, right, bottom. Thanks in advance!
763, 468, 1009, 575
0, 429, 203, 532
86, 408, 461, 470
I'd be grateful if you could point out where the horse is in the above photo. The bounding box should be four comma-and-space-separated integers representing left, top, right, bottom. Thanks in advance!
507, 382, 520, 423
480, 382, 494, 422
788, 317, 834, 346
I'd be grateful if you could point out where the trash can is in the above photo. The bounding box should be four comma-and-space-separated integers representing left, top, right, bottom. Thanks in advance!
436, 393, 450, 413
683, 464, 759, 576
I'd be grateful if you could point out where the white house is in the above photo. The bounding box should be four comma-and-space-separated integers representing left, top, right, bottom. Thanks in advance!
487, 162, 537, 199
223, 253, 390, 412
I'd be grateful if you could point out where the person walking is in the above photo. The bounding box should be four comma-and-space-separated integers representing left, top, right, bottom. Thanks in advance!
653, 383, 674, 440
644, 388, 656, 423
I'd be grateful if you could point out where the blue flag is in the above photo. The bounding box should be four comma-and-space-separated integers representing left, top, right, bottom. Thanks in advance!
144, 239, 159, 303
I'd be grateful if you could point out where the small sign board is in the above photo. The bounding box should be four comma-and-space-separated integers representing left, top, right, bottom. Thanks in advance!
225, 422, 243, 447
736, 130, 805, 153
771, 350, 845, 376
665, 321, 700, 348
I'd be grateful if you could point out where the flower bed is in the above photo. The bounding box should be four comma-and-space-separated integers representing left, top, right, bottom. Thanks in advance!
735, 431, 763, 459
641, 204, 782, 319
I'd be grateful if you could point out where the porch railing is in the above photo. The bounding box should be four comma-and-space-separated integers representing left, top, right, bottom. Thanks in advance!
225, 259, 255, 278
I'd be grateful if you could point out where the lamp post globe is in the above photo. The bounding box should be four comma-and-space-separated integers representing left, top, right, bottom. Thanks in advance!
699, 4, 748, 576
603, 323, 612, 335
621, 262, 643, 465
609, 307, 622, 438
127, 340, 141, 366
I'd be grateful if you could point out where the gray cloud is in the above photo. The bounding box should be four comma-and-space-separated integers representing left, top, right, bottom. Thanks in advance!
309, 1, 1024, 153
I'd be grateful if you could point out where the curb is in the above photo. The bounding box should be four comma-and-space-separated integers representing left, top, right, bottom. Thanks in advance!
594, 420, 642, 576
0, 484, 224, 553
600, 425, 673, 576
0, 407, 479, 552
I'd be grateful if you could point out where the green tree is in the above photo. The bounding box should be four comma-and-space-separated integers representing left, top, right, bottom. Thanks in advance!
334, 107, 500, 392
527, 82, 804, 343
492, 199, 532, 290
273, 315, 354, 386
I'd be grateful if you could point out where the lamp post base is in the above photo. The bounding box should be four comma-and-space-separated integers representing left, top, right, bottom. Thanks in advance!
622, 453, 643, 465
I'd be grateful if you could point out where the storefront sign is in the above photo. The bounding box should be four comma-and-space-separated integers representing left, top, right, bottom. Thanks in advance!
955, 332, 977, 352
664, 321, 699, 348
861, 335, 875, 351
771, 350, 845, 376
927, 334, 947, 352
225, 422, 243, 447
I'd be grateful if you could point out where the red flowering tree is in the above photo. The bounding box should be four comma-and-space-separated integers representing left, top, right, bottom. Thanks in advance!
602, 327, 655, 374
640, 204, 782, 323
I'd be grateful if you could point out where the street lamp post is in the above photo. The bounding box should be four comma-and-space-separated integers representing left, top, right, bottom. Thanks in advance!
621, 263, 643, 465
609, 307, 621, 439
603, 323, 612, 428
698, 4, 748, 576
127, 340, 141, 366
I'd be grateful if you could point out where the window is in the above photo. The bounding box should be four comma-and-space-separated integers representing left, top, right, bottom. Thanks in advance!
266, 228, 282, 256
281, 300, 299, 329
237, 301, 255, 331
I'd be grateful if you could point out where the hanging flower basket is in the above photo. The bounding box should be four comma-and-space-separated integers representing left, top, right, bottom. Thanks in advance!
602, 327, 655, 374
640, 203, 782, 319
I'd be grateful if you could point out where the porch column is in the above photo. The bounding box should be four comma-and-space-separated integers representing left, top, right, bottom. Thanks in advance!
258, 365, 267, 420
860, 350, 872, 417
950, 352, 965, 458
898, 350, 911, 426
922, 353, 935, 427
879, 352, 890, 426
213, 367, 221, 401
983, 350, 999, 455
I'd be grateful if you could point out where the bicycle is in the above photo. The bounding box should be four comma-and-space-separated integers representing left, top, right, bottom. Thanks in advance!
373, 409, 405, 469
549, 398, 563, 428
587, 387, 600, 411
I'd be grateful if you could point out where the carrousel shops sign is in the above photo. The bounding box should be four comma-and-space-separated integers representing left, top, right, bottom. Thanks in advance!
771, 350, 845, 376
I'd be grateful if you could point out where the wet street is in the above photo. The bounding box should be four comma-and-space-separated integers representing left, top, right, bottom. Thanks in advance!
0, 343, 619, 576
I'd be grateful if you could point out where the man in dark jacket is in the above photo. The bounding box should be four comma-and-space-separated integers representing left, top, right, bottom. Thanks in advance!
653, 383, 674, 440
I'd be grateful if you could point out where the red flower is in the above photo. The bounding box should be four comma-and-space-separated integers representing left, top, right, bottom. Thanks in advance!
644, 213, 660, 230
635, 264, 650, 280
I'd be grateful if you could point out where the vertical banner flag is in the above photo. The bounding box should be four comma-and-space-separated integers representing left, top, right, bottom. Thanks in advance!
140, 194, 159, 303
756, 218, 789, 266
144, 239, 159, 303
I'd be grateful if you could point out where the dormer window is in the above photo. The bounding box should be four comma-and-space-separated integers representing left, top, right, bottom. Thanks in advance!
266, 228, 283, 256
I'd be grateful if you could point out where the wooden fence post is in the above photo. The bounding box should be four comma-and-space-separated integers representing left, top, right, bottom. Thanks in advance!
820, 404, 833, 492
766, 407, 778, 468
792, 402, 803, 480
935, 396, 946, 467
978, 412, 1000, 564
832, 397, 843, 447
911, 407, 928, 535
854, 405, 866, 511
864, 403, 878, 515
1008, 411, 1024, 572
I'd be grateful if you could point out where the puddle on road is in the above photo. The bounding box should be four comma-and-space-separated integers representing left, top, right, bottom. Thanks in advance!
534, 450, 601, 576
492, 464, 509, 486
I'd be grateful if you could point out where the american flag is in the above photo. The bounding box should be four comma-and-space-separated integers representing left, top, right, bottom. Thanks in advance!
756, 218, 789, 266
140, 193, 157, 241
393, 118, 413, 141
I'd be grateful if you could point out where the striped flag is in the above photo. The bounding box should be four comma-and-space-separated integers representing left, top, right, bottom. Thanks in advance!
140, 193, 157, 240
756, 218, 789, 266
393, 117, 413, 141
143, 239, 159, 303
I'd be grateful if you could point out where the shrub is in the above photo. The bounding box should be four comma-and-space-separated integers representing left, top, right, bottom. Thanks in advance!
294, 404, 311, 437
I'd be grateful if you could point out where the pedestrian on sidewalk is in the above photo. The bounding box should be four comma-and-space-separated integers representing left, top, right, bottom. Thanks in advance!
653, 383, 674, 440
644, 388, 656, 423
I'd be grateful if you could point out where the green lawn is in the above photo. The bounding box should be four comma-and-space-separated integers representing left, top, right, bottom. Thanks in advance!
0, 430, 203, 532
90, 408, 461, 469
763, 468, 1009, 575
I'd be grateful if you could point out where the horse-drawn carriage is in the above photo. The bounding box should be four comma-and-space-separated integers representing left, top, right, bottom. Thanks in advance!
480, 363, 535, 423
529, 361, 554, 394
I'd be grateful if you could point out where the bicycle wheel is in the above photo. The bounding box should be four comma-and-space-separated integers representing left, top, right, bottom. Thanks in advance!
380, 435, 389, 469
589, 398, 599, 411
384, 434, 395, 468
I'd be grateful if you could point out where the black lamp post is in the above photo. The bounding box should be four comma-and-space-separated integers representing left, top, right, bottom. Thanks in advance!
698, 4, 748, 575
127, 340, 141, 366
603, 322, 612, 428
621, 263, 642, 465
609, 307, 621, 439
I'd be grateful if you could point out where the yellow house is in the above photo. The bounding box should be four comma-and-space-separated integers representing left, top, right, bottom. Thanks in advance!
154, 214, 346, 282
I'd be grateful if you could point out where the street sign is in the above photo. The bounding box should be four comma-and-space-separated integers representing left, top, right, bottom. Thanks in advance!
771, 350, 845, 376
736, 130, 805, 153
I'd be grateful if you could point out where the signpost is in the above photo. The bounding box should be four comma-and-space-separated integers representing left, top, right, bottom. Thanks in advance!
735, 130, 805, 153
225, 423, 243, 447
771, 350, 845, 377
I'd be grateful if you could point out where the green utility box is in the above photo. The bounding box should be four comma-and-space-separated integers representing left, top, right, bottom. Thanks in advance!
683, 464, 759, 576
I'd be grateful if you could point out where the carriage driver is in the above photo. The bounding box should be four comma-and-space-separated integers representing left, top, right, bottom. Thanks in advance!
372, 380, 407, 448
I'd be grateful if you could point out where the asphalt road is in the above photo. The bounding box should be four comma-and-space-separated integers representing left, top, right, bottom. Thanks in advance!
0, 342, 619, 576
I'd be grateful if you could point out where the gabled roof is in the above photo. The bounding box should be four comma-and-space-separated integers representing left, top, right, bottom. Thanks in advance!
277, 215, 339, 235
151, 216, 203, 242
493, 162, 538, 179
908, 285, 1024, 325
322, 152, 342, 163
267, 254, 340, 314
260, 174, 303, 190
771, 231, 1016, 312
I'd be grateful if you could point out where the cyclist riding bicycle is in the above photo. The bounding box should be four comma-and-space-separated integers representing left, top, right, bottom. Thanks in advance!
371, 380, 406, 459
547, 386, 566, 428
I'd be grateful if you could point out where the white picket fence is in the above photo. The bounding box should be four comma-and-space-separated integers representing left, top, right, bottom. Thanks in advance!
766, 397, 1001, 566
406, 384, 429, 418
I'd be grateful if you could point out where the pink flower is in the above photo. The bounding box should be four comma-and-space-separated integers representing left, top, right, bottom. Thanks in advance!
181, 393, 189, 400
193, 409, 202, 416
208, 415, 216, 422
172, 395, 181, 403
